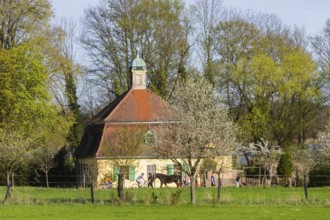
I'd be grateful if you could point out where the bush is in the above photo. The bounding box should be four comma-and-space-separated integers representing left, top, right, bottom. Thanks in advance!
277, 152, 293, 177
309, 155, 330, 187
169, 189, 182, 205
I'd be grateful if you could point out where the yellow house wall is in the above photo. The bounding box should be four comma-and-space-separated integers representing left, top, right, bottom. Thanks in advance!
78, 155, 233, 188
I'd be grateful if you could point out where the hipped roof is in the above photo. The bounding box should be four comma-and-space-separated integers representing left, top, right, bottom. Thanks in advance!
76, 88, 174, 158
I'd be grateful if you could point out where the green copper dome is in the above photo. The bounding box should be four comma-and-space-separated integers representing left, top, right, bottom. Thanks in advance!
131, 46, 146, 71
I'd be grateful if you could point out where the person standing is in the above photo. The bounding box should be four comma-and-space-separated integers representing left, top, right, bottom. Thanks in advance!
236, 175, 242, 187
211, 173, 216, 187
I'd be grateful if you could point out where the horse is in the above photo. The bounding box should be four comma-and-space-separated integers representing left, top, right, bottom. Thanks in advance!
154, 173, 182, 188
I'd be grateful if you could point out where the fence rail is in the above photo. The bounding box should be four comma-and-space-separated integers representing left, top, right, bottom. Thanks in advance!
1, 174, 330, 188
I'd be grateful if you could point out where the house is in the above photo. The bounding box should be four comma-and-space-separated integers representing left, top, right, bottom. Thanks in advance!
75, 49, 234, 188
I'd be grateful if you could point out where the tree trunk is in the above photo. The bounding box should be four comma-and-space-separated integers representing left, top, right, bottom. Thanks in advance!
46, 171, 49, 188
90, 181, 95, 204
288, 176, 292, 187
217, 175, 221, 203
269, 166, 273, 186
295, 168, 299, 187
4, 173, 11, 203
304, 174, 308, 203
190, 175, 196, 205
118, 173, 124, 200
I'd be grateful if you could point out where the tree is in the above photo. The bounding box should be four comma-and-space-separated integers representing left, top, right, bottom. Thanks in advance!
0, 42, 71, 200
212, 13, 323, 147
239, 139, 282, 185
310, 18, 330, 85
54, 19, 83, 154
153, 77, 237, 205
292, 146, 318, 202
190, 0, 223, 85
201, 156, 232, 203
0, 0, 52, 48
101, 125, 147, 200
0, 129, 33, 203
277, 151, 294, 186
0, 43, 52, 132
34, 113, 72, 188
81, 0, 189, 103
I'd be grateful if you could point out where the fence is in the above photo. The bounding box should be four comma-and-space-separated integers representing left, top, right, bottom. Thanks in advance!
1, 174, 330, 188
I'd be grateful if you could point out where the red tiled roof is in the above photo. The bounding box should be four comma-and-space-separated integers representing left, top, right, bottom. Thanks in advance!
76, 88, 175, 158
106, 89, 172, 122
91, 89, 172, 123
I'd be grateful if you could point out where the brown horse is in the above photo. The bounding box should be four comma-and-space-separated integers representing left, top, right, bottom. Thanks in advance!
154, 173, 182, 188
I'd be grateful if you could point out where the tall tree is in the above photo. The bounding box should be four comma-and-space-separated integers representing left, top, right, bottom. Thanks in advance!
153, 77, 237, 205
81, 0, 189, 104
310, 19, 330, 78
213, 13, 323, 147
0, 0, 52, 48
310, 18, 330, 98
190, 0, 223, 85
0, 42, 69, 201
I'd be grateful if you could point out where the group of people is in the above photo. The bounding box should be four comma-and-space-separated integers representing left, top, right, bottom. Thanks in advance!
211, 172, 243, 187
105, 172, 244, 188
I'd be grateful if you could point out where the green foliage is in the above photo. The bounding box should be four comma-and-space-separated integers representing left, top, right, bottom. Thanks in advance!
0, 0, 52, 48
65, 70, 83, 152
277, 152, 294, 177
0, 43, 51, 132
151, 192, 159, 204
169, 189, 182, 205
213, 16, 322, 147
48, 147, 76, 187
309, 155, 330, 187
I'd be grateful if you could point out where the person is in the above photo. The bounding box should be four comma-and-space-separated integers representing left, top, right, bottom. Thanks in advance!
147, 173, 154, 188
235, 175, 242, 187
185, 174, 190, 186
136, 173, 145, 188
105, 176, 112, 188
211, 172, 216, 187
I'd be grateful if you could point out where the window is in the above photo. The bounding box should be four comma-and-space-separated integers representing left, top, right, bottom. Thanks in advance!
144, 130, 156, 146
147, 165, 156, 175
167, 164, 174, 175
114, 165, 135, 181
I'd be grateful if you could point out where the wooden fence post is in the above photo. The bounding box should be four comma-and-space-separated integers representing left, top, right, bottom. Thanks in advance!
83, 173, 86, 189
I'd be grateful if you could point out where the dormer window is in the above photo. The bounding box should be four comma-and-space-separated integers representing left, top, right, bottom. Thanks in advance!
144, 130, 156, 146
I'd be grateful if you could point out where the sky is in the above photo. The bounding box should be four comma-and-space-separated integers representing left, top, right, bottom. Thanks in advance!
51, 0, 330, 36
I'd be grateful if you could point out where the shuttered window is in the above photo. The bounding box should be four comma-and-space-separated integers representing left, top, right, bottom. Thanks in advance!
114, 165, 119, 181
129, 166, 135, 181
167, 164, 174, 175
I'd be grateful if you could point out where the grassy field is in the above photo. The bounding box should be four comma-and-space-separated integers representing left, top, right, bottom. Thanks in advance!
0, 186, 329, 219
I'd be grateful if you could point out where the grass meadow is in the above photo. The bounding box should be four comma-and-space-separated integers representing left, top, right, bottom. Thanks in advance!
0, 186, 329, 219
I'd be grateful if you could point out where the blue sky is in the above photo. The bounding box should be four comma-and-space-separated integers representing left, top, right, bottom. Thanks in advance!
52, 0, 330, 36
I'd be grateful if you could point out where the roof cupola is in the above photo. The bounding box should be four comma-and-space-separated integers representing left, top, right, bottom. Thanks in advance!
131, 46, 147, 89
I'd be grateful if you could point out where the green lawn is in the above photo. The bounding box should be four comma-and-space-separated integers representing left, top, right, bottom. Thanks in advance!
0, 186, 329, 219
